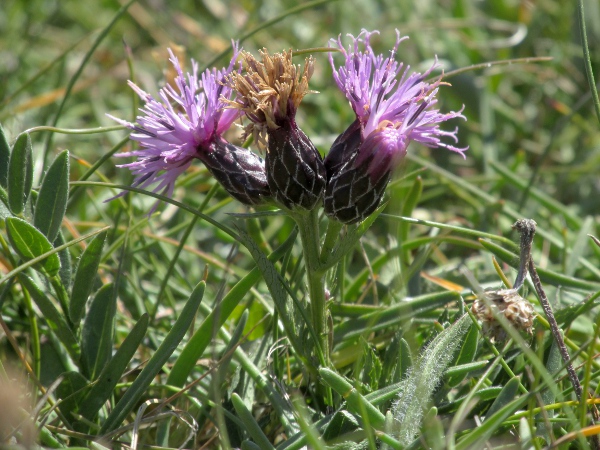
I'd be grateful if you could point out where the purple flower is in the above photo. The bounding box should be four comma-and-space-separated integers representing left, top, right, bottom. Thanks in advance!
324, 30, 467, 224
108, 44, 269, 210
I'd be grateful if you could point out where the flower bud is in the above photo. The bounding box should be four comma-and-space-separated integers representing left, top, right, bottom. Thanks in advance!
200, 139, 269, 205
267, 118, 326, 210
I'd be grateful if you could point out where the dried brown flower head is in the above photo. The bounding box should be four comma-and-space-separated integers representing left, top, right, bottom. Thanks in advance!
472, 288, 535, 342
225, 49, 316, 146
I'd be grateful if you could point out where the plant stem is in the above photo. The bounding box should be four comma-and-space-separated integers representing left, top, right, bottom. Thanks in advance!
513, 219, 600, 450
293, 208, 329, 367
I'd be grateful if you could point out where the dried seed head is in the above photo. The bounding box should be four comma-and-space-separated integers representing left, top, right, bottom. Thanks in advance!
224, 49, 316, 146
472, 288, 535, 342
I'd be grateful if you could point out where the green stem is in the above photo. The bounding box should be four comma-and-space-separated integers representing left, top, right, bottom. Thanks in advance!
292, 209, 329, 366
320, 218, 343, 264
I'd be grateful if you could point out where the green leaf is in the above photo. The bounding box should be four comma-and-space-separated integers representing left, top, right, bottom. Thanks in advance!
484, 376, 521, 420
319, 367, 386, 429
33, 150, 70, 242
0, 124, 10, 189
479, 239, 600, 290
54, 231, 72, 289
234, 226, 308, 363
455, 394, 528, 450
232, 393, 275, 450
18, 273, 80, 361
56, 371, 88, 421
0, 186, 11, 221
361, 338, 382, 392
7, 132, 33, 215
99, 281, 204, 434
78, 313, 149, 422
70, 230, 108, 325
333, 291, 461, 344
322, 410, 359, 441
447, 323, 479, 386
6, 217, 61, 278
166, 230, 296, 388
81, 283, 116, 380
392, 314, 470, 445
323, 202, 386, 271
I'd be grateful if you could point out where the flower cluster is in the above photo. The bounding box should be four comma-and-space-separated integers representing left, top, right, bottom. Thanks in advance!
111, 30, 467, 222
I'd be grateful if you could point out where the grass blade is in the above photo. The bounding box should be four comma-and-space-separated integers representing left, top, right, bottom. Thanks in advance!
99, 281, 205, 434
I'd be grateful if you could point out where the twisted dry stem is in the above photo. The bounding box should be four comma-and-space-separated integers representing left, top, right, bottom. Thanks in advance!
513, 219, 583, 399
513, 219, 600, 449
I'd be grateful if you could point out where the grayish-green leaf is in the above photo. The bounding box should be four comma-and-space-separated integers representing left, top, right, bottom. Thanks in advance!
7, 132, 33, 215
34, 150, 70, 242
54, 231, 72, 289
392, 314, 470, 445
6, 217, 61, 278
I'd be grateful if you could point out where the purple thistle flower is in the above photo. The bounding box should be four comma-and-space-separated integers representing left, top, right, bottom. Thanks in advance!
108, 44, 269, 211
324, 30, 468, 224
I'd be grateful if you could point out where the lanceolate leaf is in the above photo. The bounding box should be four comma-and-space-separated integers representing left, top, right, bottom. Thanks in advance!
34, 150, 70, 242
81, 283, 117, 380
7, 132, 33, 215
78, 313, 149, 422
70, 230, 108, 325
6, 217, 61, 278
18, 273, 80, 362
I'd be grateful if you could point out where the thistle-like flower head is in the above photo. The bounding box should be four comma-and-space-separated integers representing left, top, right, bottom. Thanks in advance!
108, 44, 269, 209
225, 49, 326, 211
224, 49, 315, 145
324, 30, 467, 224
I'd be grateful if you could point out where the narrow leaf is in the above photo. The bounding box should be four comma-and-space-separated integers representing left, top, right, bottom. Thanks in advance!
18, 273, 80, 361
0, 124, 9, 188
0, 186, 11, 220
479, 239, 600, 290
323, 202, 386, 270
447, 324, 479, 386
78, 313, 149, 422
232, 393, 275, 450
54, 231, 72, 289
484, 376, 521, 420
81, 284, 116, 380
56, 371, 88, 420
6, 217, 61, 278
319, 367, 386, 428
455, 394, 528, 450
167, 231, 295, 388
7, 132, 33, 215
34, 150, 70, 242
333, 291, 461, 344
70, 230, 108, 324
99, 281, 204, 434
